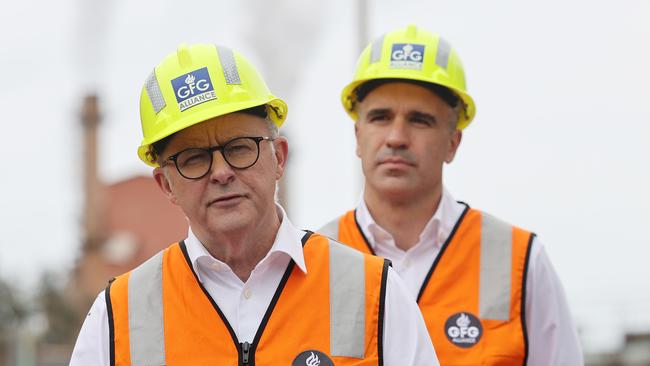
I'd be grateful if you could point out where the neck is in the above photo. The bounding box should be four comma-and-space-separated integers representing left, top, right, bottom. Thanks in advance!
194, 207, 281, 282
364, 185, 443, 251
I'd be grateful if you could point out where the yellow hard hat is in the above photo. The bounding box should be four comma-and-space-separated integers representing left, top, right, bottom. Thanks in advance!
341, 25, 476, 130
138, 43, 288, 166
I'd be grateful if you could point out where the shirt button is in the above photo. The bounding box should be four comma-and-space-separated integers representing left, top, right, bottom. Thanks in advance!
403, 258, 411, 268
243, 288, 252, 299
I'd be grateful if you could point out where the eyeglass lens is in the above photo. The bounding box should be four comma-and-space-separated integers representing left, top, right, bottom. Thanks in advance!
174, 137, 264, 179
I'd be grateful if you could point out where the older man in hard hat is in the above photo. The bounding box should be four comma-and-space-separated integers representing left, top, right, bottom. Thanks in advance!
70, 44, 438, 365
320, 25, 583, 365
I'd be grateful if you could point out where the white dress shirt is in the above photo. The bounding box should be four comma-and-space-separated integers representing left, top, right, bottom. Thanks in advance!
356, 189, 584, 366
70, 205, 438, 366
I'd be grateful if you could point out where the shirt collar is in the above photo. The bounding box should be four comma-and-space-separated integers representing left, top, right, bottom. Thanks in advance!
185, 204, 307, 282
356, 188, 462, 251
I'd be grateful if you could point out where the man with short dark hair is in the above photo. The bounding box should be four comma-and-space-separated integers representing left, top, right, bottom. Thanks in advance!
70, 43, 438, 365
320, 25, 583, 365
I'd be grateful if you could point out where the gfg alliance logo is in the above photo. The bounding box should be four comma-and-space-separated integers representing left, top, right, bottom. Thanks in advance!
171, 67, 216, 112
292, 350, 333, 366
390, 43, 425, 70
444, 312, 483, 348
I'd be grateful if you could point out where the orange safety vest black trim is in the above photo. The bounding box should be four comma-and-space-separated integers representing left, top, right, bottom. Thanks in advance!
105, 231, 390, 366
320, 203, 535, 366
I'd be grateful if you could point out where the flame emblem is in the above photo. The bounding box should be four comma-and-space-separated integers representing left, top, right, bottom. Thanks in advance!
184, 73, 196, 85
456, 313, 471, 327
306, 352, 321, 366
402, 44, 414, 56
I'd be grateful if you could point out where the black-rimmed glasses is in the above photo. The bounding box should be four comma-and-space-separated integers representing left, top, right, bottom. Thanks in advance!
162, 136, 275, 180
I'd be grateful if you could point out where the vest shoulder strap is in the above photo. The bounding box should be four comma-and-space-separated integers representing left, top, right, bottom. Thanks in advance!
327, 238, 366, 357
318, 217, 341, 239
126, 248, 167, 365
479, 211, 515, 321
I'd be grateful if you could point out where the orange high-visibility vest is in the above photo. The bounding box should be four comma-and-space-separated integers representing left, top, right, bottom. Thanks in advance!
106, 232, 389, 366
320, 205, 534, 366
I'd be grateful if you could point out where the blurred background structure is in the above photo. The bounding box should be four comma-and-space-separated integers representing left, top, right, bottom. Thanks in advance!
0, 0, 649, 364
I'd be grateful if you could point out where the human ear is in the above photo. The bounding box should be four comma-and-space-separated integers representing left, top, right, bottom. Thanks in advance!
153, 167, 178, 205
445, 130, 462, 163
354, 123, 361, 157
273, 137, 289, 180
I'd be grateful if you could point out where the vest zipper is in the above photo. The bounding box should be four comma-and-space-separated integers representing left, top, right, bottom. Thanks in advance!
240, 341, 251, 365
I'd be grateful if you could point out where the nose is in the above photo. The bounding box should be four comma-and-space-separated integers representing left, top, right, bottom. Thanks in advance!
385, 117, 409, 150
208, 150, 236, 185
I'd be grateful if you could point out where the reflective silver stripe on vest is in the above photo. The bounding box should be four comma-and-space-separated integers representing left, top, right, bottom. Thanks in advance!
479, 213, 512, 321
128, 251, 165, 366
145, 70, 166, 114
435, 37, 452, 69
216, 46, 241, 85
318, 218, 340, 240
329, 240, 365, 358
370, 35, 384, 63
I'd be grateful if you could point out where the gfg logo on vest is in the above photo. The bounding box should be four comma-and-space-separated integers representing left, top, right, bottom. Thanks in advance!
171, 67, 217, 112
292, 350, 333, 366
444, 312, 483, 348
390, 43, 425, 70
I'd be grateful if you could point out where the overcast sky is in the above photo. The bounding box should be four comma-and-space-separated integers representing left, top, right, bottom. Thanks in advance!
1, 0, 648, 353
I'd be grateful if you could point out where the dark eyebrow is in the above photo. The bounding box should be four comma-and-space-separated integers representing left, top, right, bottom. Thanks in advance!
409, 111, 437, 125
366, 108, 392, 120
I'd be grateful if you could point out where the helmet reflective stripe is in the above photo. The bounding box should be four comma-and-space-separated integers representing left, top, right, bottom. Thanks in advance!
435, 37, 451, 69
216, 46, 241, 85
145, 71, 166, 114
369, 35, 384, 64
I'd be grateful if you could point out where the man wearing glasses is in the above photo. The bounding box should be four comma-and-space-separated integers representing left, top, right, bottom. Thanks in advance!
320, 25, 583, 365
70, 44, 438, 365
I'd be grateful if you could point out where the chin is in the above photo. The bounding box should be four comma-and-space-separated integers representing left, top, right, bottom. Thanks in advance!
375, 183, 417, 200
373, 175, 414, 190
208, 211, 253, 233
